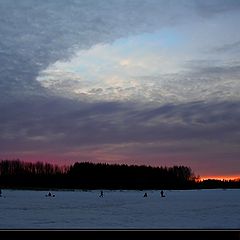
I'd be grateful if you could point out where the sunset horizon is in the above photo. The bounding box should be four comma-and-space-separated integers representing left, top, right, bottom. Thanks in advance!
1, 157, 239, 182
200, 175, 240, 181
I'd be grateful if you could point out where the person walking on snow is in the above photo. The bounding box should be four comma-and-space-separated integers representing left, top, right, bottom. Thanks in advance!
99, 190, 104, 197
160, 190, 165, 197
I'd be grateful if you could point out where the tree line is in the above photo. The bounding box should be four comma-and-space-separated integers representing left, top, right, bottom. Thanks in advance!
0, 159, 239, 190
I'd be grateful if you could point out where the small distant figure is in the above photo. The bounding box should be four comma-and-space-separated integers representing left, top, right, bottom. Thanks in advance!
99, 190, 104, 197
143, 192, 148, 197
45, 191, 55, 197
160, 190, 166, 197
0, 189, 6, 198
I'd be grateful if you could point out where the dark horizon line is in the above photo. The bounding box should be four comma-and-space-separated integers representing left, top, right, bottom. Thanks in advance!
1, 158, 240, 182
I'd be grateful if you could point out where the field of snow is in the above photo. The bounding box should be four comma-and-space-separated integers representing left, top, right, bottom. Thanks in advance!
0, 189, 239, 229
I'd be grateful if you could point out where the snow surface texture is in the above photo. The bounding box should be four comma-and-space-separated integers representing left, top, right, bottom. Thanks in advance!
0, 189, 239, 229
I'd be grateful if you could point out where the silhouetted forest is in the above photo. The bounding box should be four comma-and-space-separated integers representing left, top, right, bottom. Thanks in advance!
0, 160, 239, 190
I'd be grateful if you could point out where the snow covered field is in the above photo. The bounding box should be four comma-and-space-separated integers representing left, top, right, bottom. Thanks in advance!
0, 189, 239, 229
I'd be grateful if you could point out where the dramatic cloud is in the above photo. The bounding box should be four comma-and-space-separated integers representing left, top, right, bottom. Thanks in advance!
0, 0, 240, 178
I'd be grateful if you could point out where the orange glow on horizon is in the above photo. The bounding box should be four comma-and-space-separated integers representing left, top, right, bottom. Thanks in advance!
200, 175, 240, 181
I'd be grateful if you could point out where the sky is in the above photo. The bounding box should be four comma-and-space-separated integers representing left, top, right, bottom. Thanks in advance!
0, 0, 240, 179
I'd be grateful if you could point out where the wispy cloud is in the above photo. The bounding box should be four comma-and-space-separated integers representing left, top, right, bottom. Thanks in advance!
213, 40, 240, 53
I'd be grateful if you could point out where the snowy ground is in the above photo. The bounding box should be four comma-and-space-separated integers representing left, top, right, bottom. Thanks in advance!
0, 189, 239, 229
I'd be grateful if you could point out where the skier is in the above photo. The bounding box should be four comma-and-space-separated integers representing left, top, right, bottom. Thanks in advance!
143, 192, 148, 197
